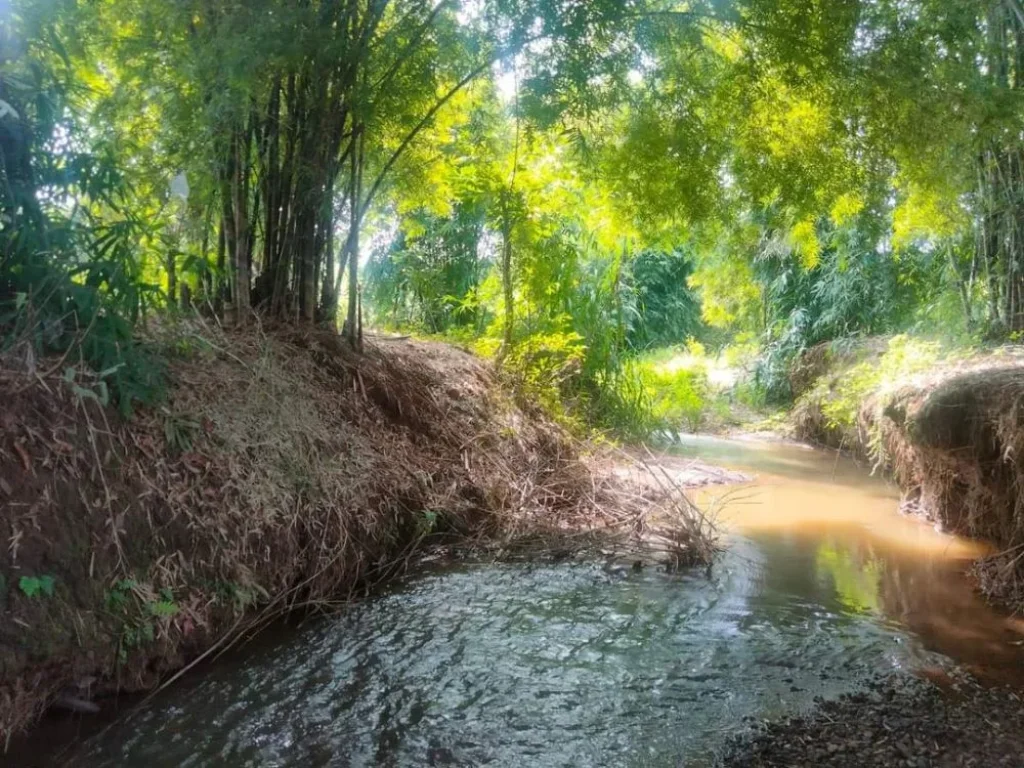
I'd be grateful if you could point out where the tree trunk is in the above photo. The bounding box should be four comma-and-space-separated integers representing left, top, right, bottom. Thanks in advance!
319, 178, 337, 322
166, 250, 177, 307
947, 243, 974, 331
300, 199, 317, 323
215, 217, 227, 314
200, 205, 213, 301
500, 202, 514, 355
345, 126, 364, 349
233, 129, 251, 323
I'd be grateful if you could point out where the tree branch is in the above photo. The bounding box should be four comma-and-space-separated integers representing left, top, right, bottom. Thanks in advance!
361, 57, 493, 214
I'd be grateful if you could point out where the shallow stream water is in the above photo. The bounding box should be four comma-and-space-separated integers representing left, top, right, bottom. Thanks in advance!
36, 437, 1024, 767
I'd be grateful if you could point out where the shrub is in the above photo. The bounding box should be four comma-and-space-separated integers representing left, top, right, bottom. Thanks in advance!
500, 331, 587, 427
643, 365, 710, 433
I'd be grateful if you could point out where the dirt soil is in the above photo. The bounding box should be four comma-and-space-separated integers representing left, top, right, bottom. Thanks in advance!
721, 673, 1024, 768
0, 321, 716, 743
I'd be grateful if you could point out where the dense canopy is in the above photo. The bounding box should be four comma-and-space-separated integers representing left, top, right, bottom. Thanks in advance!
3, 0, 1023, 421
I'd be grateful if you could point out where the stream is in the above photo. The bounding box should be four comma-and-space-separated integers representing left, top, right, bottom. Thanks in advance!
33, 437, 1024, 767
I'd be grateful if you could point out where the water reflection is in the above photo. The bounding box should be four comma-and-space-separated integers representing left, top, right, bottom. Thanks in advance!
681, 434, 1023, 682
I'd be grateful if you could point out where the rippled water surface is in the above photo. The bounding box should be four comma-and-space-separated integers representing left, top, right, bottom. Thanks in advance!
41, 438, 1024, 767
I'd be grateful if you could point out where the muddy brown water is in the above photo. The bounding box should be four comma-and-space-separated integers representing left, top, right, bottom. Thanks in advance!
23, 437, 1024, 767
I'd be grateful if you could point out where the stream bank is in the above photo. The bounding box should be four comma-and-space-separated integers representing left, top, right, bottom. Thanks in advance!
0, 324, 716, 743
10, 327, 1024, 764
788, 338, 1024, 611
19, 434, 1024, 767
674, 435, 1024, 768
705, 342, 1024, 767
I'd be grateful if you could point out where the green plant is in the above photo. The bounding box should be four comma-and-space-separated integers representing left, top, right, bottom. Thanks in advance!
147, 599, 179, 618
119, 622, 155, 660
419, 510, 440, 536
104, 578, 137, 612
366, 205, 489, 334
215, 581, 262, 611
18, 574, 56, 598
0, 10, 166, 413
627, 248, 703, 350
642, 365, 710, 433
104, 579, 179, 662
162, 411, 200, 456
818, 335, 941, 430
502, 330, 587, 423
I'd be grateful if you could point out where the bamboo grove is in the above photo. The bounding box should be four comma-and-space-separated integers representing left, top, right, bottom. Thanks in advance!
6, 0, 1024, 415
120, 0, 536, 343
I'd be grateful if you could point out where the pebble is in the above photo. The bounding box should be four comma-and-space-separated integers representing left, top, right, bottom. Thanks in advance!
720, 673, 1024, 767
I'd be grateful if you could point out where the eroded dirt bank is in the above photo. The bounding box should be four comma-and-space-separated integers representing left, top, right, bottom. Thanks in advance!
0, 324, 714, 742
872, 365, 1024, 608
724, 346, 1024, 767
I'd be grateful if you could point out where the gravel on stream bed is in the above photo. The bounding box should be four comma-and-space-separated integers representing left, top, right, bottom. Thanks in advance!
720, 673, 1024, 768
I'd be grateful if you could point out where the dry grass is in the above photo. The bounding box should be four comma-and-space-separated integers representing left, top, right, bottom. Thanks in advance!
0, 319, 715, 742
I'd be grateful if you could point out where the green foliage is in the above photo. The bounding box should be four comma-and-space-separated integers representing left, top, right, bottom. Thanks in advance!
791, 335, 944, 465
162, 410, 200, 457
5, 0, 1016, 441
0, 5, 165, 412
579, 359, 655, 441
147, 599, 179, 619
643, 365, 710, 433
104, 578, 179, 662
419, 510, 440, 537
214, 580, 263, 612
750, 211, 945, 404
367, 205, 488, 334
628, 248, 703, 350
501, 330, 587, 427
815, 336, 941, 431
104, 578, 137, 612
18, 574, 56, 598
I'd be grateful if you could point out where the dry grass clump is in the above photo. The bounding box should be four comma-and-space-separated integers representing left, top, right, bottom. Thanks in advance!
490, 444, 721, 568
0, 319, 714, 742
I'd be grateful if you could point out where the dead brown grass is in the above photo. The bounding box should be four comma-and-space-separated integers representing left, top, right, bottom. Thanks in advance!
0, 319, 714, 742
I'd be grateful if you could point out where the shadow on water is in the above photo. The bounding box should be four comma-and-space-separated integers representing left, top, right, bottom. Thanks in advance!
22, 435, 1024, 768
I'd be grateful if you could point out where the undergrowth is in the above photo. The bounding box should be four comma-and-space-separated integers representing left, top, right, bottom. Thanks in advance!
815, 336, 942, 431
0, 13, 167, 414
641, 358, 710, 433
428, 328, 659, 440
791, 335, 948, 460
